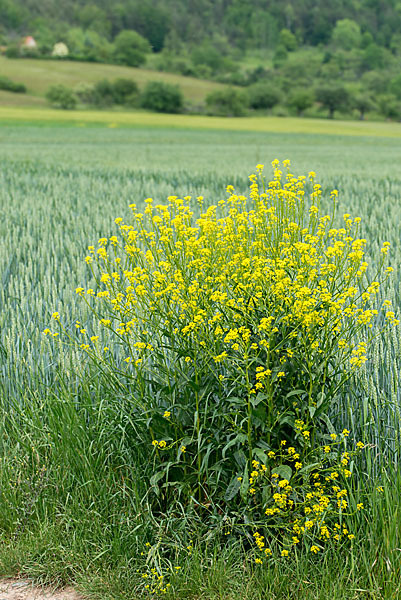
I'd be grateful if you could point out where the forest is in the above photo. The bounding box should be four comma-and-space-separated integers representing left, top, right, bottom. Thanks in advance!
3, 0, 401, 53
2, 1, 401, 120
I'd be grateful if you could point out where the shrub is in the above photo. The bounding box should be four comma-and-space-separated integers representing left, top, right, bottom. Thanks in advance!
66, 27, 113, 63
5, 44, 20, 58
112, 29, 150, 67
248, 83, 281, 111
0, 75, 26, 93
279, 28, 297, 51
245, 66, 270, 86
287, 89, 315, 116
92, 79, 115, 107
316, 84, 350, 118
352, 93, 376, 120
377, 94, 401, 120
52, 160, 396, 545
205, 87, 248, 116
74, 79, 139, 108
191, 42, 224, 74
389, 73, 401, 100
273, 44, 288, 68
112, 78, 139, 105
74, 82, 97, 105
140, 81, 183, 113
45, 84, 76, 109
52, 42, 69, 58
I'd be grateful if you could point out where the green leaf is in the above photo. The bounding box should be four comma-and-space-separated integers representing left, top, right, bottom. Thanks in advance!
224, 475, 241, 501
250, 393, 266, 408
234, 449, 247, 469
253, 448, 268, 464
262, 483, 272, 505
320, 414, 336, 434
150, 471, 165, 495
222, 435, 245, 458
285, 389, 307, 399
226, 396, 244, 406
271, 465, 292, 481
298, 462, 321, 476
240, 464, 249, 500
316, 391, 326, 408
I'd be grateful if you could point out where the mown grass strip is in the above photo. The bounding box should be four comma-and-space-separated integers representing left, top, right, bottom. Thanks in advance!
1, 106, 401, 138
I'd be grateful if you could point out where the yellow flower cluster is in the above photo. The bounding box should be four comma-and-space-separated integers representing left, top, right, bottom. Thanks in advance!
140, 566, 172, 595
75, 161, 396, 394
250, 433, 364, 561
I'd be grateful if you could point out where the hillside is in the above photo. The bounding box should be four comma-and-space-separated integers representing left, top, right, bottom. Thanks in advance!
0, 56, 227, 107
1, 1, 401, 120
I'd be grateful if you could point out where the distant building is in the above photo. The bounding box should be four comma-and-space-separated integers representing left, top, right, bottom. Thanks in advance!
52, 42, 69, 57
22, 36, 37, 49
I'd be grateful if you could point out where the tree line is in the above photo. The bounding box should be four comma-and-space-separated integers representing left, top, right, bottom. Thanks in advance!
3, 0, 401, 57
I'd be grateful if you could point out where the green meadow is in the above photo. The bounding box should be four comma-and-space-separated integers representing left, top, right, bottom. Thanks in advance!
0, 120, 401, 599
0, 56, 226, 106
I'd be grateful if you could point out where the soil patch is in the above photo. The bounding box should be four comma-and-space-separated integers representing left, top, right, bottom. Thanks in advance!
0, 579, 82, 600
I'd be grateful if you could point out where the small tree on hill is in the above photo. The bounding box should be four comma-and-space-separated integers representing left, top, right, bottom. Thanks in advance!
248, 83, 281, 111
113, 30, 151, 67
93, 79, 115, 106
331, 19, 361, 51
377, 94, 401, 120
352, 93, 376, 120
316, 84, 349, 118
46, 84, 76, 109
113, 79, 139, 105
389, 74, 401, 100
205, 88, 248, 117
74, 83, 96, 105
140, 81, 183, 113
287, 89, 315, 116
273, 44, 288, 68
279, 28, 297, 51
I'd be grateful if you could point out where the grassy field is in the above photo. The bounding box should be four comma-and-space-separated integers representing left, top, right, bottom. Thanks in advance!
0, 122, 400, 599
2, 106, 401, 139
0, 56, 227, 105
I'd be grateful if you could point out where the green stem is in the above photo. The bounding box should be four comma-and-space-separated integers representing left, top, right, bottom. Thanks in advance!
245, 352, 253, 466
194, 352, 202, 502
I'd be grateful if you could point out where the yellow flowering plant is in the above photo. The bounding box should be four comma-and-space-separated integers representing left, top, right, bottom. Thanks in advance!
55, 160, 396, 512
248, 428, 365, 561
